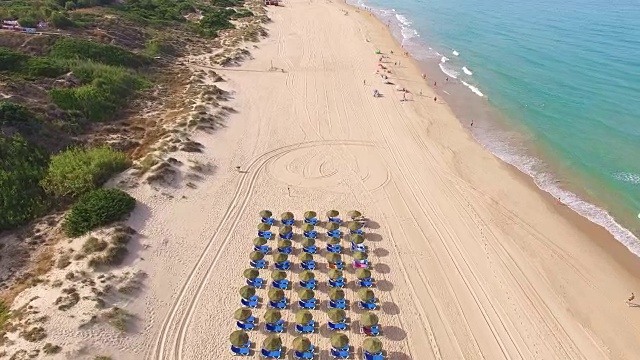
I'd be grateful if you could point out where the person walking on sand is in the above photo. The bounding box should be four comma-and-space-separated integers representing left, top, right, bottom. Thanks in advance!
433, 96, 437, 102
627, 292, 635, 306
470, 119, 474, 127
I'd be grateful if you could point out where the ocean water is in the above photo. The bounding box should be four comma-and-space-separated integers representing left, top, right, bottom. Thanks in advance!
351, 0, 640, 254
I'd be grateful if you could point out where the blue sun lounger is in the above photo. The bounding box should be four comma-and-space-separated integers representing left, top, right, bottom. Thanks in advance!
358, 300, 377, 310
350, 242, 366, 252
362, 324, 381, 336
261, 347, 283, 359
275, 260, 291, 270
269, 298, 287, 309
272, 279, 289, 290
254, 245, 270, 254
329, 298, 347, 309
329, 261, 344, 270
231, 343, 251, 356
246, 278, 264, 288
279, 232, 293, 240
327, 244, 342, 253
327, 230, 341, 238
328, 320, 347, 331
265, 320, 285, 333
301, 260, 316, 270
298, 299, 317, 309
299, 279, 317, 290
328, 217, 342, 224
295, 320, 315, 334
350, 228, 364, 235
302, 245, 317, 254
304, 217, 318, 225
241, 295, 258, 308
250, 259, 267, 269
363, 351, 385, 360
281, 218, 295, 226
294, 344, 315, 359
258, 231, 273, 239
330, 346, 349, 359
262, 217, 275, 225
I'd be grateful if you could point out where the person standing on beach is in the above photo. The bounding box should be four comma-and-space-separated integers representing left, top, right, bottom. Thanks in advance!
434, 96, 437, 102
627, 292, 635, 306
470, 120, 474, 127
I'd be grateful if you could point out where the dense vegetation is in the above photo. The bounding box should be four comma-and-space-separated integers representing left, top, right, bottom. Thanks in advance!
63, 188, 136, 237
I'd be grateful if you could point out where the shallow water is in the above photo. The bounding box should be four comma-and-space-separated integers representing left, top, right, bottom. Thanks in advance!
352, 0, 640, 254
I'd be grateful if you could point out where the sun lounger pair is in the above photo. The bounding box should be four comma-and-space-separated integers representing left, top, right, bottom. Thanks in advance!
250, 259, 267, 269
241, 296, 259, 308
295, 320, 315, 334
361, 325, 381, 336
261, 347, 283, 359
358, 278, 375, 288
358, 301, 376, 310
272, 279, 289, 290
351, 242, 366, 252
281, 218, 295, 226
294, 345, 315, 359
300, 279, 317, 290
269, 299, 287, 309
329, 299, 347, 310
303, 230, 318, 239
302, 245, 317, 254
328, 217, 342, 224
258, 231, 273, 239
246, 278, 264, 288
262, 217, 275, 225
350, 229, 364, 235
279, 232, 293, 240
330, 346, 350, 359
328, 262, 344, 270
301, 261, 315, 270
327, 230, 342, 238
327, 244, 342, 253
254, 245, 270, 254
298, 299, 317, 309
353, 260, 369, 269
328, 321, 348, 331
275, 261, 291, 270
363, 351, 385, 360
304, 218, 318, 225
328, 278, 345, 288
277, 246, 292, 254
265, 320, 285, 333
231, 342, 251, 356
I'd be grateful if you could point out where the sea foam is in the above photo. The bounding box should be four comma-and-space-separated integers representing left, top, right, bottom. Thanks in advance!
438, 63, 459, 79
452, 50, 459, 56
462, 66, 473, 75
461, 81, 484, 97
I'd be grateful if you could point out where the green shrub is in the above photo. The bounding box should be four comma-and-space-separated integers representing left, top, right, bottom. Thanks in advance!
196, 9, 236, 37
49, 11, 77, 29
0, 48, 28, 72
49, 38, 149, 68
0, 301, 10, 329
63, 188, 136, 237
0, 135, 48, 231
25, 57, 69, 78
42, 146, 130, 198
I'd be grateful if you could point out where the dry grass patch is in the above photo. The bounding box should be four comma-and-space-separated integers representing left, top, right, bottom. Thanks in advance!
101, 307, 133, 332
82, 237, 108, 254
42, 343, 62, 354
20, 326, 46, 342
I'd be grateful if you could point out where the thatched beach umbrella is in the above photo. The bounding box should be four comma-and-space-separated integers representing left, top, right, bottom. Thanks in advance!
263, 334, 282, 351
281, 212, 294, 220
353, 251, 368, 261
347, 222, 363, 231
363, 338, 383, 354
292, 336, 312, 352
268, 288, 285, 301
260, 210, 273, 218
358, 288, 375, 301
360, 312, 379, 327
295, 310, 313, 325
271, 270, 287, 281
326, 253, 341, 264
326, 210, 340, 218
347, 210, 362, 219
328, 288, 345, 301
298, 288, 315, 301
299, 270, 315, 282
301, 223, 315, 232
304, 211, 317, 219
326, 222, 340, 231
355, 268, 371, 279
351, 234, 365, 244
253, 237, 268, 246
279, 225, 292, 235
230, 330, 249, 347
249, 251, 265, 261
328, 237, 341, 245
234, 307, 252, 321
301, 238, 315, 248
330, 333, 349, 349
239, 285, 256, 299
264, 309, 281, 323
258, 223, 271, 231
243, 268, 259, 279
327, 308, 346, 323
328, 269, 343, 280
273, 252, 288, 263
298, 252, 313, 262
277, 239, 292, 248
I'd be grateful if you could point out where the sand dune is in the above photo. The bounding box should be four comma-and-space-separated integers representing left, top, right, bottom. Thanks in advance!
107, 0, 640, 359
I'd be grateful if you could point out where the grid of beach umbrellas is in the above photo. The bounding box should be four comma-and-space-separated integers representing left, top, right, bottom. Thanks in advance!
230, 209, 388, 359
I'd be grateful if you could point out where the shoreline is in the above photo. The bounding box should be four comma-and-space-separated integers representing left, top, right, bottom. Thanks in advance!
348, 0, 640, 260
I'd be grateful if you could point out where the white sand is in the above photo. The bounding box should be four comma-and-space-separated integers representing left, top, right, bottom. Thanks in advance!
71, 0, 640, 359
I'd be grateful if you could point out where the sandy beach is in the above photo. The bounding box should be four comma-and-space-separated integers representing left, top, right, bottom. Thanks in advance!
10, 0, 640, 358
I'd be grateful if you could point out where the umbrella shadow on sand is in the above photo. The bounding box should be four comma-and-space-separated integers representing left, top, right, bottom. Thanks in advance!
367, 233, 383, 242
387, 351, 411, 360
381, 301, 400, 315
366, 220, 381, 229
384, 325, 408, 341
374, 263, 390, 274
373, 248, 389, 257
376, 279, 394, 292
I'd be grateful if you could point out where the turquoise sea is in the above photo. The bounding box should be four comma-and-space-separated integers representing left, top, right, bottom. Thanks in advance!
352, 0, 640, 254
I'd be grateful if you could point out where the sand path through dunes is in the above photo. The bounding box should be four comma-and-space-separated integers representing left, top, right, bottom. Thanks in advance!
142, 1, 640, 359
